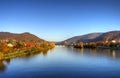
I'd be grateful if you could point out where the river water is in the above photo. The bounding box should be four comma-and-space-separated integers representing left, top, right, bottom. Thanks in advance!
0, 46, 120, 78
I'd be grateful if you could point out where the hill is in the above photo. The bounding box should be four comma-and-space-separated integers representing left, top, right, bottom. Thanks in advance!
0, 32, 44, 42
57, 33, 102, 45
57, 30, 120, 45
94, 31, 120, 42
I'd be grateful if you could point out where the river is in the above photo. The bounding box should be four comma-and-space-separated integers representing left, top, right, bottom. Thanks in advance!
0, 46, 120, 78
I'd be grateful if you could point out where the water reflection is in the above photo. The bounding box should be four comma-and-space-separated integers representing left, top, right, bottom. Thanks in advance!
112, 50, 116, 58
0, 59, 10, 72
1, 47, 120, 78
0, 61, 6, 72
0, 50, 51, 72
71, 47, 120, 59
4, 59, 11, 64
42, 51, 48, 56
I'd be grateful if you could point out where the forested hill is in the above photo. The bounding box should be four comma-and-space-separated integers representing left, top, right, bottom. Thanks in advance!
0, 32, 44, 42
57, 30, 120, 45
94, 31, 120, 42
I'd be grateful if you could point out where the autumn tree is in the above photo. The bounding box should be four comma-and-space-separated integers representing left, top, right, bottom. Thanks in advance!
14, 41, 25, 50
0, 43, 9, 53
25, 42, 34, 49
41, 41, 48, 48
49, 42, 55, 49
0, 52, 4, 60
96, 41, 105, 46
74, 42, 84, 48
89, 42, 96, 48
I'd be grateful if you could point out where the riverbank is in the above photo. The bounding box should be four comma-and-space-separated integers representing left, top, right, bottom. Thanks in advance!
0, 47, 53, 60
73, 42, 120, 50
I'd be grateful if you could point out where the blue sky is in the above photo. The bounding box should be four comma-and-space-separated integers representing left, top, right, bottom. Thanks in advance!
0, 0, 120, 41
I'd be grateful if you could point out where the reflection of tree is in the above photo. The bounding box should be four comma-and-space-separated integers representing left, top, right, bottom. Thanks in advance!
71, 47, 120, 59
0, 59, 10, 72
112, 50, 116, 58
49, 48, 55, 52
42, 50, 48, 56
87, 49, 120, 59
0, 61, 6, 72
109, 50, 120, 59
4, 59, 10, 64
77, 48, 84, 55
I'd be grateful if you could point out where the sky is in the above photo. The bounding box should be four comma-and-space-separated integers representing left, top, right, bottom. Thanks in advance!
0, 0, 120, 41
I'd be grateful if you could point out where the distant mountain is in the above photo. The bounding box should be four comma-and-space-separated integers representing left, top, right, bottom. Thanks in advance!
57, 33, 102, 45
0, 32, 44, 42
94, 31, 120, 42
57, 30, 120, 45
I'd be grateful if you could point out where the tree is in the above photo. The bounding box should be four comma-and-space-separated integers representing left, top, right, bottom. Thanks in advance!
75, 42, 84, 48
89, 42, 96, 48
49, 42, 55, 49
14, 41, 25, 50
0, 43, 9, 53
0, 52, 4, 60
41, 41, 48, 48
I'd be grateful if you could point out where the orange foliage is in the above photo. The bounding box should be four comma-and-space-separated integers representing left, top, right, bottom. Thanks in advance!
0, 43, 9, 53
49, 42, 55, 49
25, 42, 35, 48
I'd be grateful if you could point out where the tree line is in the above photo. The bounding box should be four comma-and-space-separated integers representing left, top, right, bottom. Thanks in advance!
73, 41, 120, 49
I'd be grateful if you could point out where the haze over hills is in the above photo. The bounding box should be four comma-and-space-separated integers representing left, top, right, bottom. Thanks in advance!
57, 30, 120, 45
0, 30, 120, 44
0, 32, 44, 42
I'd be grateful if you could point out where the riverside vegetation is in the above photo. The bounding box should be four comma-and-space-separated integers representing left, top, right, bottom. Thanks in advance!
58, 31, 120, 50
73, 41, 120, 50
0, 39, 55, 60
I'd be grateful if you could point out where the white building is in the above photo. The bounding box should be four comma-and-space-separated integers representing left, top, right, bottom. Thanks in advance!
111, 40, 116, 43
7, 43, 13, 47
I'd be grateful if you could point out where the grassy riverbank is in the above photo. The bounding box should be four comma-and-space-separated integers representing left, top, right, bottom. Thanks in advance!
0, 47, 53, 60
0, 41, 55, 60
